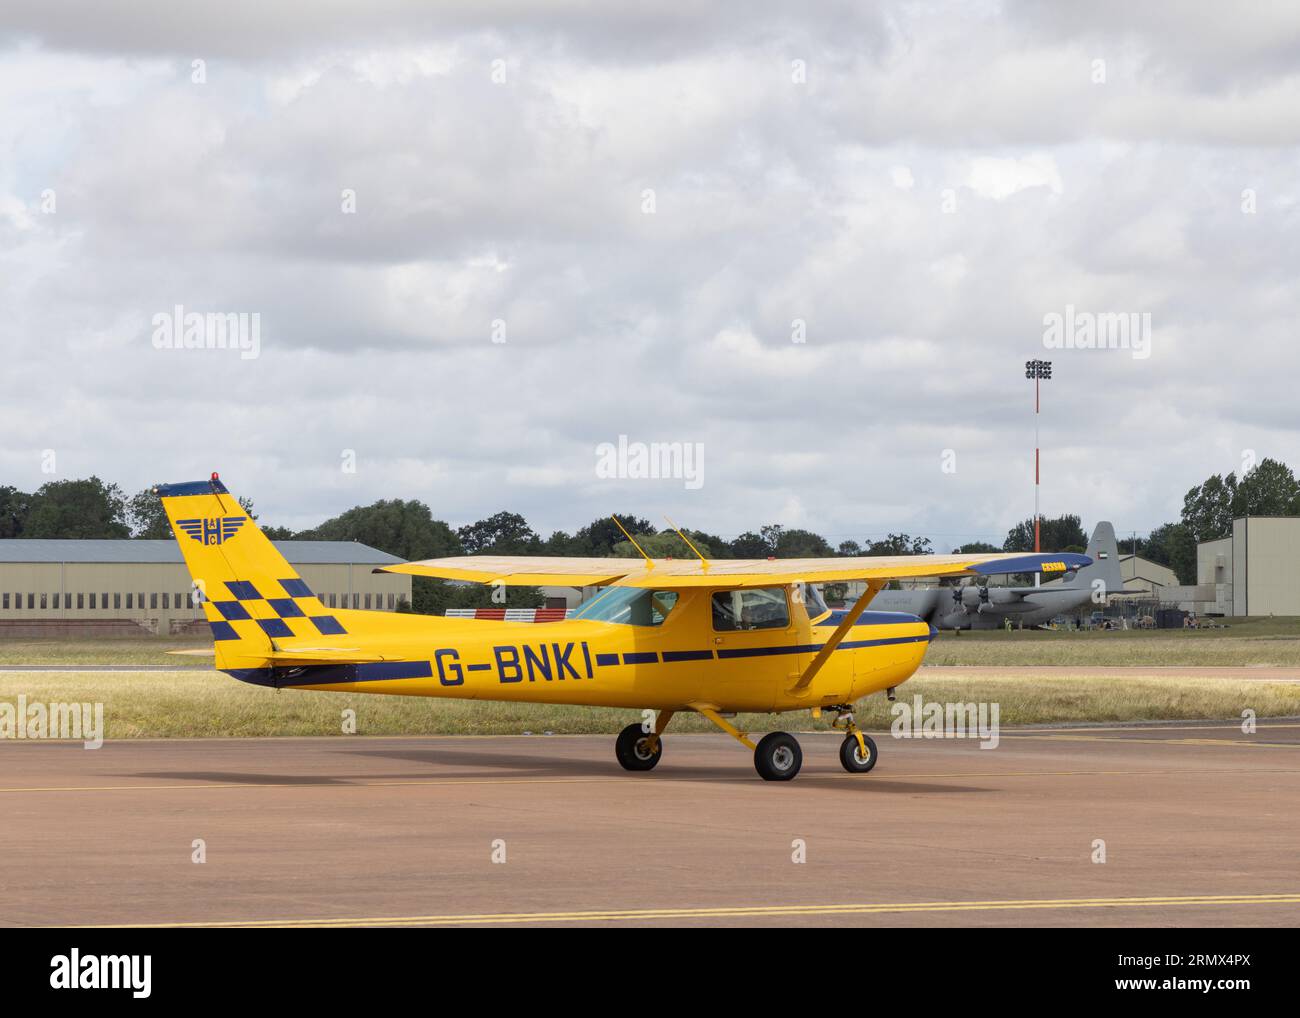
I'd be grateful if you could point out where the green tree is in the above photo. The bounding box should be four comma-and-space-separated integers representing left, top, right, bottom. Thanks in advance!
612, 532, 715, 559
1181, 473, 1236, 540
457, 511, 540, 554
729, 531, 769, 557
1144, 521, 1198, 584
1232, 458, 1300, 517
301, 499, 461, 561
837, 540, 862, 556
0, 485, 31, 538
1003, 514, 1087, 553
683, 530, 733, 558
1181, 459, 1300, 541
570, 516, 656, 556
774, 528, 834, 557
23, 477, 129, 538
867, 533, 934, 555
954, 541, 1000, 554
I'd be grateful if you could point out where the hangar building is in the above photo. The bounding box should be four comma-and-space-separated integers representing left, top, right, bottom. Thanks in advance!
0, 539, 411, 636
1208, 516, 1300, 617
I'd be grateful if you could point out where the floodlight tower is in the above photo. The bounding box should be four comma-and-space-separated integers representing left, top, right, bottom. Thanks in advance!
1025, 359, 1052, 554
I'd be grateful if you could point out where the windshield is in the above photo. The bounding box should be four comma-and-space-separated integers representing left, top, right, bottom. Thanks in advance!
801, 582, 829, 618
571, 587, 679, 626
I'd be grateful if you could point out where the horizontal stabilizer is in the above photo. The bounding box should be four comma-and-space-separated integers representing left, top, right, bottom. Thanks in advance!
266, 646, 391, 665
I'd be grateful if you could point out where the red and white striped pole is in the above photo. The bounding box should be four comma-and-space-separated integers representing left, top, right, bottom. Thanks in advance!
1025, 360, 1052, 560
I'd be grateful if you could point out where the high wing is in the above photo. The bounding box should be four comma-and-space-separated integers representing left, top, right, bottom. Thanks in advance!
376, 551, 1092, 588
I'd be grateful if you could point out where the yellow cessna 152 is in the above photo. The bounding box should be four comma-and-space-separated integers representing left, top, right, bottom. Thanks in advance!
156, 476, 1089, 781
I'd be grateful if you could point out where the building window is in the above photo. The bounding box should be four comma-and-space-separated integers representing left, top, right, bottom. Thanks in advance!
138, 593, 144, 611
177, 592, 185, 608
114, 593, 122, 609
126, 593, 133, 609
103, 593, 108, 609
40, 593, 47, 609
1, 594, 7, 610
150, 593, 158, 609
78, 593, 85, 609
89, 593, 97, 609
387, 593, 395, 610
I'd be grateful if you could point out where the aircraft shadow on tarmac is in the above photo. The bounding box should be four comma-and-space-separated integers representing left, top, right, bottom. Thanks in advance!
332, 744, 989, 794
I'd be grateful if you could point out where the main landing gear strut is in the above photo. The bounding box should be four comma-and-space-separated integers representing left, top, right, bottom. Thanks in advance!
615, 706, 881, 782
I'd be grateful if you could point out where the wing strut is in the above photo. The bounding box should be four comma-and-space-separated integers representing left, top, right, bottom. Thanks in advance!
789, 580, 885, 693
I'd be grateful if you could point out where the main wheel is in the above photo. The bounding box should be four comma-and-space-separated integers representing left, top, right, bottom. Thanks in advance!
839, 733, 878, 773
615, 722, 662, 772
754, 732, 802, 781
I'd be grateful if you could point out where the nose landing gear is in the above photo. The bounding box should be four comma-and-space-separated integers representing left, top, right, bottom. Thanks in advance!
829, 707, 878, 774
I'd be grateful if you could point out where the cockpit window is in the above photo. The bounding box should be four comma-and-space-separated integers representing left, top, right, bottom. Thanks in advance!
571, 587, 678, 626
800, 582, 829, 618
711, 587, 790, 631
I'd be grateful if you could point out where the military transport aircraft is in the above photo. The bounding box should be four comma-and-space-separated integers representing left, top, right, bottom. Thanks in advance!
155, 475, 1089, 781
870, 522, 1123, 630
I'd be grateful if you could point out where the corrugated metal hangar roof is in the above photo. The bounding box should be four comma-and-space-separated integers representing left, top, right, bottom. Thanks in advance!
0, 539, 402, 565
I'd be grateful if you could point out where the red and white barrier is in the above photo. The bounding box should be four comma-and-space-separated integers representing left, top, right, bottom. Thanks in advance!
443, 607, 573, 622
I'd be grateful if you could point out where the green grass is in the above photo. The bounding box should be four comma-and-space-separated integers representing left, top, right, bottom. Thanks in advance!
2, 669, 1296, 738
927, 617, 1300, 667
0, 637, 211, 667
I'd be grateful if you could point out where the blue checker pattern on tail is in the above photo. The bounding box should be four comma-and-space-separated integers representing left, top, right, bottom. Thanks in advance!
257, 617, 294, 638
210, 577, 348, 638
267, 598, 305, 618
279, 578, 313, 598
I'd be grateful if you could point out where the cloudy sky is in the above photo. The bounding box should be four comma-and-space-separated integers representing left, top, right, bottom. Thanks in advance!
3, 1, 1298, 546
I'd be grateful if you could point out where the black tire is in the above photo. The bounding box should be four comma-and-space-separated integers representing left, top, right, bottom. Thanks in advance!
615, 722, 662, 772
753, 732, 802, 781
839, 733, 878, 773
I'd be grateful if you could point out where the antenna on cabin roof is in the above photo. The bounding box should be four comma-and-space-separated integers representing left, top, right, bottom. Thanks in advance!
664, 514, 709, 572
610, 514, 654, 571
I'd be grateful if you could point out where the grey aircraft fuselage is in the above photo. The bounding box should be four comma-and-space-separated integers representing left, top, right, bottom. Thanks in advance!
866, 522, 1124, 630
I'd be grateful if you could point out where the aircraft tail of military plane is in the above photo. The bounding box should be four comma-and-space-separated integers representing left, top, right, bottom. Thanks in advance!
1069, 520, 1123, 595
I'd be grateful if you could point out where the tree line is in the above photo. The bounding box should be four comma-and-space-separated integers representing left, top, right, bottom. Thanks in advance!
5, 457, 1299, 596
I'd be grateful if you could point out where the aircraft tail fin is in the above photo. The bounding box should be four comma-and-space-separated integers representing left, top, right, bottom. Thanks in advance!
154, 475, 367, 669
1074, 521, 1124, 597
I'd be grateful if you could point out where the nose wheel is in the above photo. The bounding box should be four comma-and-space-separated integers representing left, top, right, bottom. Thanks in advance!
830, 708, 879, 774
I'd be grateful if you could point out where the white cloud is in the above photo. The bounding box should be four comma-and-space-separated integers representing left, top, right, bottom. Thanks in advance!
966, 154, 1063, 201
2, 2, 1298, 547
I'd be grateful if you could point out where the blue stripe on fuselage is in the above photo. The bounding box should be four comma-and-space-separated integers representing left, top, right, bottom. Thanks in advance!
812, 609, 925, 628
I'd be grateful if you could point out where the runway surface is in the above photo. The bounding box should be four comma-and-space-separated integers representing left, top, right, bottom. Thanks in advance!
2, 722, 1298, 927
917, 665, 1300, 680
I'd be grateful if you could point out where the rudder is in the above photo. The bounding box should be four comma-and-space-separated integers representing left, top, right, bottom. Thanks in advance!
154, 475, 352, 667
